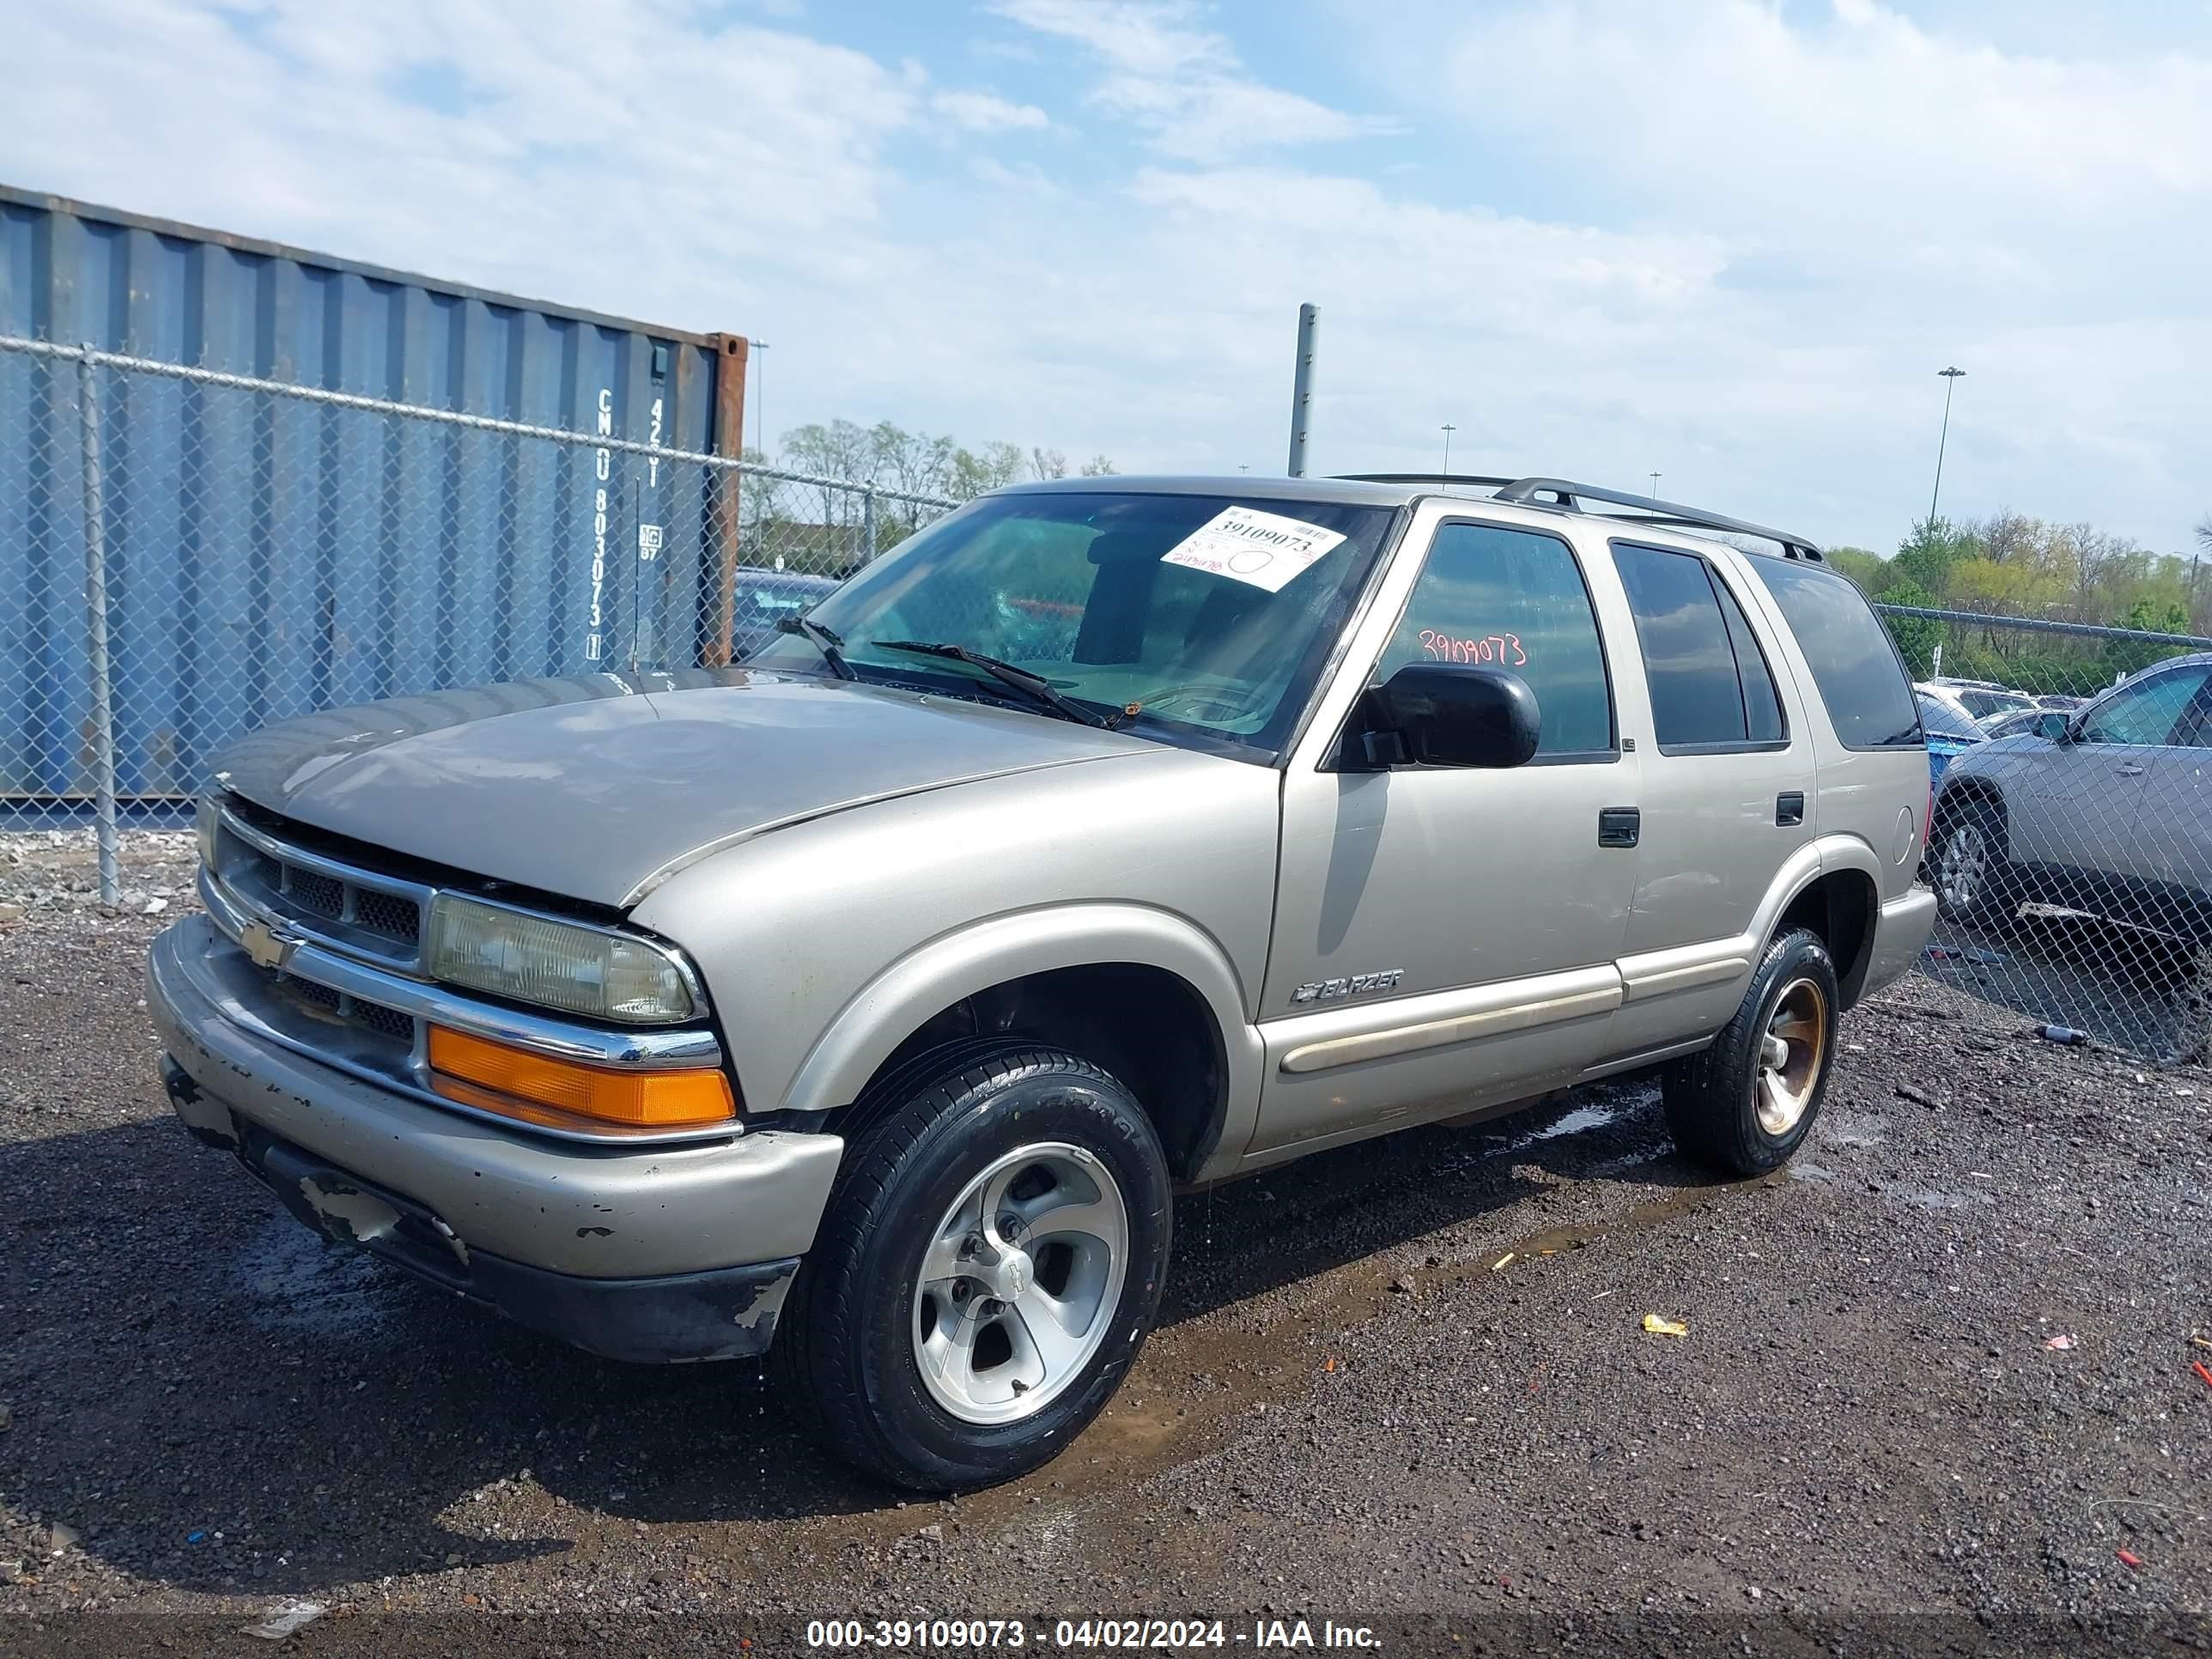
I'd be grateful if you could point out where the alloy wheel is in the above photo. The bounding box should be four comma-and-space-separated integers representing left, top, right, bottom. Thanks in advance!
1938, 823, 1987, 911
911, 1142, 1128, 1425
1755, 976, 1827, 1137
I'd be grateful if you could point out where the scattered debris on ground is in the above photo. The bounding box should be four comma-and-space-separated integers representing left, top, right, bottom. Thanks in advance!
2, 835, 2207, 1635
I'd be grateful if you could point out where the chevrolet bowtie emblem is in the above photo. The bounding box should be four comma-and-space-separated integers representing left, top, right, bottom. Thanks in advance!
240, 919, 297, 972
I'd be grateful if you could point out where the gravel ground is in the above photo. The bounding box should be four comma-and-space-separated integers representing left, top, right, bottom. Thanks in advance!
1923, 905, 2209, 1063
3, 832, 2209, 1654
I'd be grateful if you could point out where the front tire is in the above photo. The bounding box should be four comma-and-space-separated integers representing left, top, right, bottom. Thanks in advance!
772, 1045, 1172, 1492
1931, 800, 2019, 928
1663, 927, 1840, 1176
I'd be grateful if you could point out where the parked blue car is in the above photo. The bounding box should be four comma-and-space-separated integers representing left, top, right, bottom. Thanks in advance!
732, 568, 842, 660
1916, 690, 1984, 781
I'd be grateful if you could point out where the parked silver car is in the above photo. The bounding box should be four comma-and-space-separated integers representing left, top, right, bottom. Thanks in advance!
1917, 678, 2039, 729
1929, 653, 2212, 945
148, 474, 1936, 1489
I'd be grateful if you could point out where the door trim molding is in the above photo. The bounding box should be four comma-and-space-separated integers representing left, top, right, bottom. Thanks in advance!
1273, 964, 1622, 1075
1618, 951, 1752, 1000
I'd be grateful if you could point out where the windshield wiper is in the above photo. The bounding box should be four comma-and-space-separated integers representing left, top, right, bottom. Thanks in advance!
776, 613, 855, 680
870, 640, 1115, 728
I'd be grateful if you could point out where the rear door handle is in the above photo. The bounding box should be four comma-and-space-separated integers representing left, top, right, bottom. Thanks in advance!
1597, 806, 1640, 848
1776, 791, 1805, 826
2116, 763, 2145, 777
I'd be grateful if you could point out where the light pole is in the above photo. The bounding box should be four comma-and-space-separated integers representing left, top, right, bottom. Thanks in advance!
1286, 303, 1319, 477
1441, 422, 1456, 475
1649, 471, 1662, 499
1928, 366, 1965, 527
750, 339, 770, 460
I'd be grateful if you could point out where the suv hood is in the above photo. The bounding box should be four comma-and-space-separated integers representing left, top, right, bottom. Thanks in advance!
215, 668, 1148, 908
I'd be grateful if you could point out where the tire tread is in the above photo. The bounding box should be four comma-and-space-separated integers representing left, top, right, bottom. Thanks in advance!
1663, 926, 1835, 1176
772, 1043, 1149, 1489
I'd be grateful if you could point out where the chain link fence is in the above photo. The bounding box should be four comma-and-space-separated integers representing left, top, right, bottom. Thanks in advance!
0, 333, 954, 888
1877, 601, 2212, 1064
4, 330, 2208, 1062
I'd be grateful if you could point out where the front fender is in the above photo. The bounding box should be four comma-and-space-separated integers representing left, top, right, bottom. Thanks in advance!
778, 902, 1267, 1171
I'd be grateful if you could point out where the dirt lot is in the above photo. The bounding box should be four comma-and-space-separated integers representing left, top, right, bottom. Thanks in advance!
3, 833, 2210, 1654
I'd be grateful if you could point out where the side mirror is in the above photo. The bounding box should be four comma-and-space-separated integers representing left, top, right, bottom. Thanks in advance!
1364, 663, 1540, 769
2033, 711, 2069, 742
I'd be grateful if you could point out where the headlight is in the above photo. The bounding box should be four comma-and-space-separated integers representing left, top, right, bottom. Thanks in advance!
195, 794, 221, 869
424, 895, 698, 1024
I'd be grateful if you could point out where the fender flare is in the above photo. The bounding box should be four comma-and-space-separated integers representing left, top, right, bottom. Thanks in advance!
1932, 770, 2008, 827
777, 902, 1267, 1165
1730, 835, 1883, 941
1748, 834, 1882, 1000
1810, 832, 1884, 900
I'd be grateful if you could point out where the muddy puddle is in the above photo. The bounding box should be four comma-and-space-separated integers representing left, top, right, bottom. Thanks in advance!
204, 1071, 1759, 1593
785, 1085, 1757, 1557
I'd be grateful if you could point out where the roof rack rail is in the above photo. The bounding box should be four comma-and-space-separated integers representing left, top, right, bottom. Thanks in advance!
1333, 472, 1823, 562
1492, 477, 1823, 562
1334, 472, 1519, 489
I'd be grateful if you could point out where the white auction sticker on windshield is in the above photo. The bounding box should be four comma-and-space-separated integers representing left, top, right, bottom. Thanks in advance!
1158, 506, 1347, 593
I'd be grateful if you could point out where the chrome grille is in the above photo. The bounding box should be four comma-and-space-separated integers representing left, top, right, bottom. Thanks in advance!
355, 889, 423, 943
355, 1000, 417, 1043
288, 867, 344, 921
275, 971, 421, 1051
210, 808, 432, 968
285, 975, 341, 1012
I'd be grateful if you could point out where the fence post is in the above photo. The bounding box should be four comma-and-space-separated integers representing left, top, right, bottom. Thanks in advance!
702, 335, 750, 666
862, 485, 878, 566
76, 346, 121, 905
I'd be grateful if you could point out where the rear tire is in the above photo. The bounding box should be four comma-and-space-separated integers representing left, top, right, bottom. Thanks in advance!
772, 1045, 1172, 1492
1931, 800, 2020, 928
1663, 927, 1839, 1176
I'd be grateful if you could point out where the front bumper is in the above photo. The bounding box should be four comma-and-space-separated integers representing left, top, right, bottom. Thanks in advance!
149, 914, 845, 1361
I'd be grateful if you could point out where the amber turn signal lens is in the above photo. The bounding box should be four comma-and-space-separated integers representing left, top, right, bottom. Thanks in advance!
426, 1026, 735, 1131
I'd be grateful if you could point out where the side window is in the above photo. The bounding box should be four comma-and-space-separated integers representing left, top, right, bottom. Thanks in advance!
1714, 573, 1787, 743
1374, 521, 1613, 757
2176, 680, 2212, 750
1612, 543, 1786, 751
2079, 668, 2209, 746
1747, 556, 1921, 749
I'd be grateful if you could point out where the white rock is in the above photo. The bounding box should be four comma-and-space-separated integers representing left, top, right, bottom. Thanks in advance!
243, 1601, 327, 1641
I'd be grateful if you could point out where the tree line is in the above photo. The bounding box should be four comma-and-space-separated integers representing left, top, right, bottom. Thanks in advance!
1832, 512, 2212, 692
733, 420, 1115, 570
770, 420, 1115, 502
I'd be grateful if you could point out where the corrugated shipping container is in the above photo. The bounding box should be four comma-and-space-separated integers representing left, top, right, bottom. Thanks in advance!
0, 183, 747, 803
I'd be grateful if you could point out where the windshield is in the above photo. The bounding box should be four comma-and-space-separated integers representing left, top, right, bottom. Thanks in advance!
746, 490, 1401, 759
1956, 688, 2033, 720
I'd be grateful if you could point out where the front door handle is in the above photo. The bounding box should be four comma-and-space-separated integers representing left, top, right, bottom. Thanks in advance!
1597, 806, 1640, 848
1776, 791, 1805, 826
2116, 763, 2145, 776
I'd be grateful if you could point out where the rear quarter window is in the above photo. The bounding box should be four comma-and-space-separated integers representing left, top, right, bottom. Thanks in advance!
1749, 558, 1922, 750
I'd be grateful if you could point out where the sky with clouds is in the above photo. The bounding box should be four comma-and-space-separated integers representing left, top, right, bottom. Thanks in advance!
7, 0, 2209, 556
